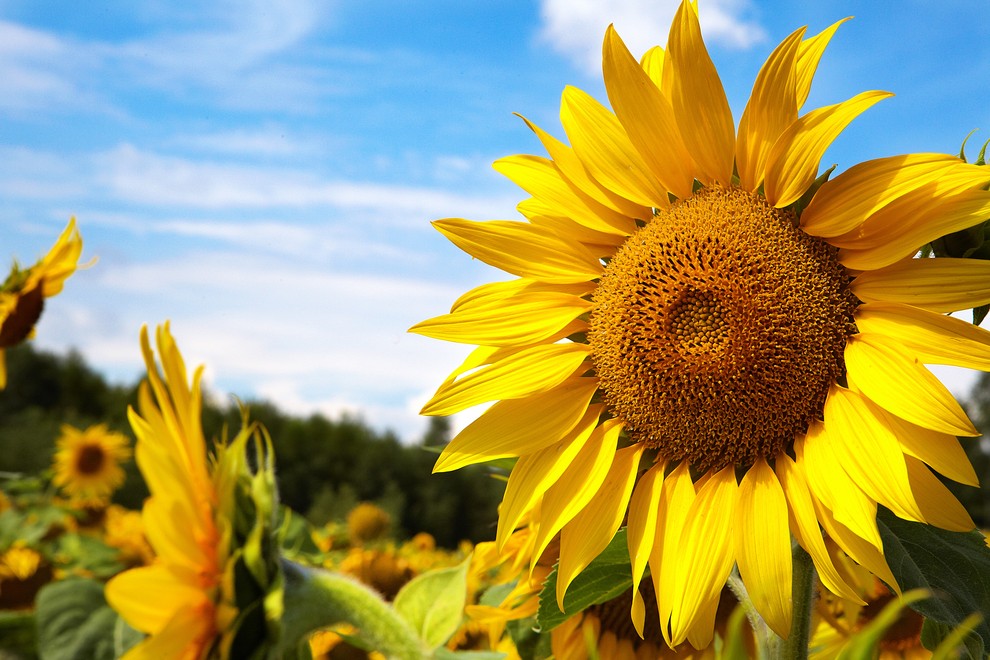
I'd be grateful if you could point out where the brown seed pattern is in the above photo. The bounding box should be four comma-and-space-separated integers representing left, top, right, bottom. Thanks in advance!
588, 186, 857, 472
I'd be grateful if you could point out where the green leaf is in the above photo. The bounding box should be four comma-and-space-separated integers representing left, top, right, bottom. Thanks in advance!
0, 609, 37, 659
506, 616, 552, 660
35, 577, 132, 660
536, 528, 633, 632
394, 556, 471, 649
877, 509, 990, 658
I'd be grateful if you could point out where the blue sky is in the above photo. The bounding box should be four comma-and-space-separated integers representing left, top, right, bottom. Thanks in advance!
3, 0, 989, 441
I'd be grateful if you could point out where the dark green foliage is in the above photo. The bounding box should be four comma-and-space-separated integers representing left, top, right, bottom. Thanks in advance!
0, 343, 502, 546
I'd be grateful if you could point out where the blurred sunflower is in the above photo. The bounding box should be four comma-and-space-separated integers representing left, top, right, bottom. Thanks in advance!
413, 0, 987, 649
105, 324, 282, 659
0, 218, 83, 389
51, 423, 131, 508
811, 550, 930, 660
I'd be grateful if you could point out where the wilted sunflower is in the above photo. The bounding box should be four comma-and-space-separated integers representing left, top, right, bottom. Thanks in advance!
0, 218, 83, 389
412, 1, 988, 649
51, 423, 131, 507
105, 324, 282, 659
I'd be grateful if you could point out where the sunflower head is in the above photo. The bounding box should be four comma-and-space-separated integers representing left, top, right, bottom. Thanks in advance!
346, 502, 392, 545
414, 0, 986, 649
51, 423, 131, 508
0, 218, 84, 389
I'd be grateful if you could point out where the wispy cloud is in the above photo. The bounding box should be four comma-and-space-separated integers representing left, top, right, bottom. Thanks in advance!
538, 0, 766, 75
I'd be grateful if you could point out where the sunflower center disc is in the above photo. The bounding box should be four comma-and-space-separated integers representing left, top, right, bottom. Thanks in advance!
588, 186, 857, 472
77, 445, 107, 475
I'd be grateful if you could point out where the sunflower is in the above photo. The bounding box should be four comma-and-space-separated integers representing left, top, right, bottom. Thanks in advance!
105, 324, 282, 659
412, 1, 987, 649
0, 218, 83, 389
51, 423, 131, 507
810, 549, 930, 660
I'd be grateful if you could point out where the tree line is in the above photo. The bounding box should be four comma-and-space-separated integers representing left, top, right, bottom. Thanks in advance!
0, 343, 504, 548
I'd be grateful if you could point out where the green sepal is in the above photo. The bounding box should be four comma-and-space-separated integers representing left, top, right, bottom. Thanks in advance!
393, 556, 471, 649
536, 528, 633, 632
877, 508, 990, 658
973, 304, 990, 327
34, 577, 142, 660
792, 164, 836, 218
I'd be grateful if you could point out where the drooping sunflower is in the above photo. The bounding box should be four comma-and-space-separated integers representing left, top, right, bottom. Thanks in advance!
51, 423, 132, 508
0, 218, 83, 389
412, 1, 988, 649
105, 324, 282, 659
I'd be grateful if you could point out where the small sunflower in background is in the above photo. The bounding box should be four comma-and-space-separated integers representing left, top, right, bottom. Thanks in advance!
51, 423, 131, 508
413, 0, 988, 648
0, 218, 84, 389
346, 502, 392, 545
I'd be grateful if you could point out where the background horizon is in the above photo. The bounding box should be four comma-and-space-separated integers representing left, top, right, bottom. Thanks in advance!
4, 0, 990, 441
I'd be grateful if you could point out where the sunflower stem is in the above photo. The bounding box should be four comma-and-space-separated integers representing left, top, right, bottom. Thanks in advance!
782, 544, 816, 660
276, 558, 430, 659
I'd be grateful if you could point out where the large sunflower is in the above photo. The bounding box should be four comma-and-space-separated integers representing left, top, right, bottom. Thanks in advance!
412, 1, 988, 649
51, 423, 132, 507
0, 218, 83, 388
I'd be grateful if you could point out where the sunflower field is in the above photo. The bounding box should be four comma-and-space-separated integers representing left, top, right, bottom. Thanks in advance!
4, 1, 990, 658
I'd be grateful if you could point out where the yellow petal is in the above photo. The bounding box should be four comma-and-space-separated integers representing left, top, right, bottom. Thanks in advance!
557, 443, 643, 608
421, 343, 590, 416
521, 202, 629, 247
516, 114, 651, 220
812, 496, 899, 594
735, 28, 802, 191
764, 90, 891, 208
639, 45, 668, 96
104, 564, 205, 635
531, 419, 621, 564
776, 454, 863, 604
122, 595, 213, 660
653, 461, 697, 648
434, 378, 599, 472
626, 459, 666, 637
560, 86, 670, 207
850, 257, 990, 313
665, 467, 737, 647
496, 405, 603, 550
451, 279, 594, 313
409, 292, 591, 346
822, 386, 926, 523
666, 1, 734, 185
875, 408, 978, 487
797, 424, 883, 549
686, 591, 721, 651
904, 455, 975, 532
494, 155, 638, 236
794, 19, 849, 108
855, 301, 990, 370
801, 153, 961, 238
844, 333, 978, 436
839, 188, 990, 271
602, 25, 695, 199
432, 218, 604, 283
736, 459, 792, 637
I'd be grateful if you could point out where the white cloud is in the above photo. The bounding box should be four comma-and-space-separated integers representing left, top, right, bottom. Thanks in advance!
538, 0, 766, 75
90, 144, 518, 220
